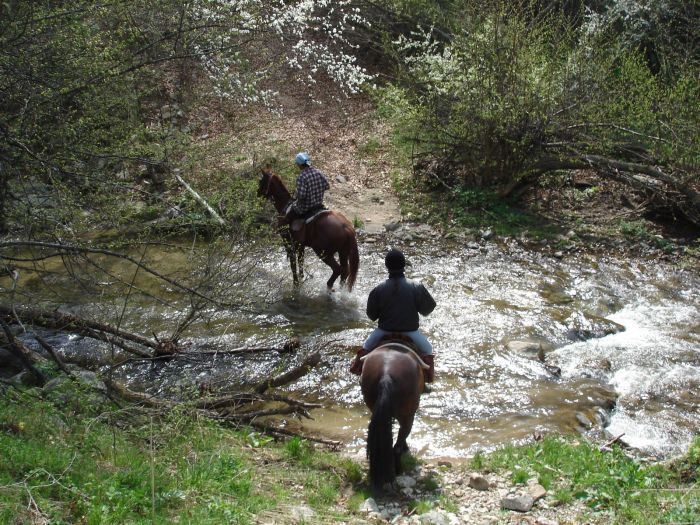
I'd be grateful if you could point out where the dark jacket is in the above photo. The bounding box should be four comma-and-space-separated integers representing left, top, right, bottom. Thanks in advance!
366, 276, 436, 332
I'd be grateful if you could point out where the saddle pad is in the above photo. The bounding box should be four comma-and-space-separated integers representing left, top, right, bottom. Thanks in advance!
361, 342, 431, 370
305, 209, 331, 223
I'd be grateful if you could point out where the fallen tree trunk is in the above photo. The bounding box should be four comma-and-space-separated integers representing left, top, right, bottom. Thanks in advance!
0, 304, 160, 357
0, 319, 47, 385
104, 352, 324, 429
248, 421, 342, 448
174, 172, 226, 226
502, 154, 700, 228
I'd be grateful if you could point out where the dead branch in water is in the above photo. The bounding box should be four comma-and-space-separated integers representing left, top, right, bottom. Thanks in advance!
248, 421, 342, 449
99, 351, 326, 441
254, 352, 321, 394
600, 433, 626, 452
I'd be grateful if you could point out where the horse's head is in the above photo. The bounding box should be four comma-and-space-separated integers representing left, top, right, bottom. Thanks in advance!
257, 169, 273, 199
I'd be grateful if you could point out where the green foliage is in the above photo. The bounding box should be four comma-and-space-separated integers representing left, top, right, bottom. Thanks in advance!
285, 436, 312, 462
687, 436, 700, 471
511, 468, 530, 485
376, 0, 700, 207
480, 435, 700, 523
619, 219, 651, 238
470, 450, 485, 470
0, 377, 360, 524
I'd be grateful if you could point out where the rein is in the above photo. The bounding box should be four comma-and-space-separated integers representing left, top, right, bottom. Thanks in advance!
263, 174, 291, 214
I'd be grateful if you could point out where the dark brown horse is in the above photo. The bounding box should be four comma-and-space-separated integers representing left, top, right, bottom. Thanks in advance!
258, 169, 359, 291
361, 343, 426, 493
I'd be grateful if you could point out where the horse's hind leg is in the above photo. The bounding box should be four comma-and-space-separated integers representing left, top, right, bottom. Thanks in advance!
318, 250, 341, 290
394, 414, 414, 474
338, 251, 349, 287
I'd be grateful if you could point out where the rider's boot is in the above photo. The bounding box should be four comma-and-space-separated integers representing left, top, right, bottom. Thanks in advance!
349, 347, 370, 375
421, 354, 435, 393
422, 354, 435, 383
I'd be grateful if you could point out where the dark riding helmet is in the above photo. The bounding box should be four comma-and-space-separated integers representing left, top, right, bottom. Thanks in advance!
385, 248, 406, 271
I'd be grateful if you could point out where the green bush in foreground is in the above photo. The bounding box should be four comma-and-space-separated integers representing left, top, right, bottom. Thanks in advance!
477, 435, 700, 524
0, 379, 358, 524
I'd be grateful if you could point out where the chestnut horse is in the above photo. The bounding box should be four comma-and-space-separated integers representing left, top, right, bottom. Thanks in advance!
258, 169, 359, 291
361, 343, 425, 493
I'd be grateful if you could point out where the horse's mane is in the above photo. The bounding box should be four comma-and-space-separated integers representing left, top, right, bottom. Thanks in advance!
268, 172, 291, 200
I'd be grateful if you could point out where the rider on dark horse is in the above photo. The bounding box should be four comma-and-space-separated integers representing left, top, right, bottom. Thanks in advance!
285, 152, 330, 232
350, 248, 436, 384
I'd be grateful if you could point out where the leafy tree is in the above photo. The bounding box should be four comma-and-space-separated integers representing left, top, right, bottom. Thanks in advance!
374, 0, 700, 226
0, 0, 373, 237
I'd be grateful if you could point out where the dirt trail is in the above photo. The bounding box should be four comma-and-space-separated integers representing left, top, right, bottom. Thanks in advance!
248, 82, 402, 235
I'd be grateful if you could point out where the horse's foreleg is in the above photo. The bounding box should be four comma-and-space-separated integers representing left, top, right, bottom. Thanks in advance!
288, 248, 299, 285
393, 414, 414, 474
297, 243, 305, 280
282, 234, 299, 286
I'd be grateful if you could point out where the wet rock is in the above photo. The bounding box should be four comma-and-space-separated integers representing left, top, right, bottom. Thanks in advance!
360, 498, 379, 513
506, 340, 545, 362
565, 312, 625, 341
42, 376, 68, 393
544, 364, 561, 377
8, 370, 42, 387
501, 494, 535, 512
468, 473, 490, 491
594, 407, 611, 427
575, 412, 593, 429
74, 370, 107, 392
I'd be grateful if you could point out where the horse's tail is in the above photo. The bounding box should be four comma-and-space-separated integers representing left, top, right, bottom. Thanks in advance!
367, 375, 395, 490
346, 232, 359, 292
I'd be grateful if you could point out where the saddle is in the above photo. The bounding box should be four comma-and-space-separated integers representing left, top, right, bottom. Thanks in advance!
291, 206, 331, 232
367, 334, 431, 370
350, 333, 434, 383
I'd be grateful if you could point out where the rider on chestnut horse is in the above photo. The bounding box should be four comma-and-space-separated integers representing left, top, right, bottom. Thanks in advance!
351, 248, 436, 384
285, 152, 330, 231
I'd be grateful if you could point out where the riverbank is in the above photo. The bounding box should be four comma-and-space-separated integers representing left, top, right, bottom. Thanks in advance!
1, 370, 698, 524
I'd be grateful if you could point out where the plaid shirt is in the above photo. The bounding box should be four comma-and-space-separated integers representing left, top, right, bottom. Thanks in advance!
292, 166, 329, 214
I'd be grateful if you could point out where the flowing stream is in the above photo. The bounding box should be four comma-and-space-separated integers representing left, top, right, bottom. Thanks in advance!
20, 235, 700, 462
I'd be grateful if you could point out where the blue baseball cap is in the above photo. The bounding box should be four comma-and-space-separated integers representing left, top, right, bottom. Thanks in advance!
295, 152, 311, 166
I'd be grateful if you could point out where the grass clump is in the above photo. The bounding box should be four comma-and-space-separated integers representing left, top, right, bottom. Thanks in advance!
0, 377, 360, 524
474, 435, 700, 524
